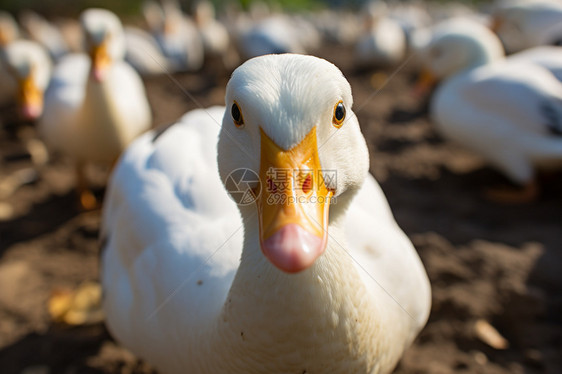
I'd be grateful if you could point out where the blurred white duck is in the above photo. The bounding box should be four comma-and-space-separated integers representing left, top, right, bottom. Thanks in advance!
507, 46, 562, 82
193, 0, 237, 68
124, 25, 170, 76
101, 54, 431, 374
1, 40, 51, 168
354, 1, 407, 68
39, 8, 151, 209
143, 0, 204, 72
492, 0, 562, 53
234, 14, 309, 59
313, 9, 362, 46
419, 19, 562, 201
19, 10, 70, 61
2, 39, 52, 121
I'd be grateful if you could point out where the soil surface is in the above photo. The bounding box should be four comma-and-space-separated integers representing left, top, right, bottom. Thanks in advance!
1, 44, 561, 374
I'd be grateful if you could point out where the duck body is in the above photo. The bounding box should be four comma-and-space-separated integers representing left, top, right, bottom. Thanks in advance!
421, 19, 562, 185
432, 58, 562, 184
40, 52, 150, 164
101, 54, 430, 374
508, 46, 562, 82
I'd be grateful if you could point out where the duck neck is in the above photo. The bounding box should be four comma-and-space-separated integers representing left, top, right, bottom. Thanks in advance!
212, 201, 402, 371
79, 65, 130, 163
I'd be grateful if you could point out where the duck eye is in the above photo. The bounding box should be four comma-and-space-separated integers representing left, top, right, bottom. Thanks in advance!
332, 101, 346, 128
231, 102, 244, 128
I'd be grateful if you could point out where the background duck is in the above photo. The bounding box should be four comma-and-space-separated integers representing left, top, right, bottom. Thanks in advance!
492, 0, 562, 54
124, 25, 170, 76
418, 18, 562, 202
39, 8, 152, 209
101, 54, 431, 374
19, 10, 70, 62
142, 0, 204, 72
2, 39, 51, 122
193, 0, 238, 69
354, 1, 407, 69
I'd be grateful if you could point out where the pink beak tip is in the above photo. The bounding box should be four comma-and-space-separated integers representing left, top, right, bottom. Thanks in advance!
261, 224, 325, 273
21, 105, 42, 121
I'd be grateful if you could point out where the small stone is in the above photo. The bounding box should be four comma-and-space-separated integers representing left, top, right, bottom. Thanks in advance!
474, 319, 509, 350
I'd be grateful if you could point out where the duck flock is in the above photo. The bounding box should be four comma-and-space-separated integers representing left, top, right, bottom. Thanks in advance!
0, 0, 561, 373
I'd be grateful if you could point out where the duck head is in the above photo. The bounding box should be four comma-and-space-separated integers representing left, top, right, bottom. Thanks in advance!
217, 54, 369, 273
81, 8, 125, 82
3, 40, 51, 121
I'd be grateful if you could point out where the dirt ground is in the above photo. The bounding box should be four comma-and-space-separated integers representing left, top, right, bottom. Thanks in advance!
1, 43, 561, 374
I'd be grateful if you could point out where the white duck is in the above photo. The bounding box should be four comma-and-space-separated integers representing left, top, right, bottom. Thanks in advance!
1, 40, 51, 168
193, 0, 235, 67
354, 2, 407, 69
142, 0, 204, 72
492, 0, 562, 53
39, 8, 151, 208
124, 25, 170, 76
234, 15, 308, 59
507, 45, 562, 82
19, 10, 70, 61
2, 39, 52, 121
419, 19, 562, 200
100, 54, 431, 374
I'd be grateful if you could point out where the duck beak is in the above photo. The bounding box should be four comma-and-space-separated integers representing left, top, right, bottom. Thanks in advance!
0, 29, 7, 46
18, 73, 43, 120
257, 127, 334, 273
163, 20, 176, 35
90, 40, 111, 82
413, 68, 437, 97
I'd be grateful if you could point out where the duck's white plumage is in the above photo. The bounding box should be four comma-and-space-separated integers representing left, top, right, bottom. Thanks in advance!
422, 19, 562, 184
508, 46, 562, 82
101, 54, 430, 374
493, 0, 562, 53
124, 26, 170, 76
354, 2, 406, 68
19, 10, 70, 61
143, 0, 204, 72
39, 9, 151, 164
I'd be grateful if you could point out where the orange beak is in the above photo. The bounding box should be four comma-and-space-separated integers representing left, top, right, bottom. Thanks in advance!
257, 127, 334, 273
18, 72, 43, 120
164, 19, 176, 35
413, 68, 437, 98
90, 40, 111, 82
0, 29, 7, 46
